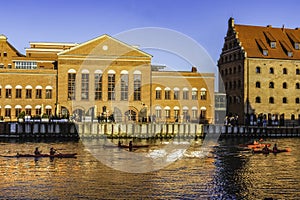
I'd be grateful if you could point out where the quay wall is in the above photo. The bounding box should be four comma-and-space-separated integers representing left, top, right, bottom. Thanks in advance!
1, 122, 300, 139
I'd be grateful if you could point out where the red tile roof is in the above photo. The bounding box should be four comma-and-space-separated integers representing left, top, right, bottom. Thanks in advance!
234, 24, 300, 59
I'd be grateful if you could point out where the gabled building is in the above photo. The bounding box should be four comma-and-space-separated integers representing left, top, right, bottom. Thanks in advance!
0, 34, 214, 124
218, 18, 300, 125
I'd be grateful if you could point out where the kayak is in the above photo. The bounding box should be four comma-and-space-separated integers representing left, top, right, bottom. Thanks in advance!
4, 153, 78, 158
252, 148, 290, 154
247, 143, 271, 149
120, 144, 149, 148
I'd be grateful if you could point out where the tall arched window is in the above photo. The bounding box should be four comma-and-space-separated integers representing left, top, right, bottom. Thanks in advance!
192, 88, 198, 100
283, 68, 287, 74
133, 70, 141, 101
173, 87, 180, 100
269, 82, 274, 88
255, 96, 261, 103
183, 88, 189, 100
68, 69, 76, 100
155, 87, 162, 100
107, 70, 116, 100
283, 97, 288, 104
256, 66, 261, 73
269, 97, 274, 104
296, 83, 300, 89
94, 70, 103, 100
269, 67, 274, 74
120, 70, 128, 101
200, 88, 207, 100
256, 82, 261, 88
81, 69, 89, 100
296, 98, 300, 104
164, 87, 171, 100
283, 82, 287, 89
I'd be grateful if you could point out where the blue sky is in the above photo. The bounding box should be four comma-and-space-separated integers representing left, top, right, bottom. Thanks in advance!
1, 0, 300, 71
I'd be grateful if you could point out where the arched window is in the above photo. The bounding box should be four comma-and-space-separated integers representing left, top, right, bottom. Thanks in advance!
164, 87, 171, 100
35, 85, 42, 99
283, 68, 287, 74
107, 70, 116, 100
68, 69, 76, 100
15, 85, 22, 99
164, 106, 170, 119
173, 87, 180, 100
256, 82, 261, 88
94, 70, 103, 100
283, 82, 287, 89
269, 67, 274, 74
296, 69, 300, 75
155, 106, 162, 118
155, 87, 162, 100
269, 82, 274, 88
134, 70, 142, 101
192, 88, 198, 100
45, 86, 53, 99
200, 88, 207, 100
255, 96, 261, 103
296, 83, 300, 89
120, 70, 128, 101
183, 87, 189, 100
256, 66, 261, 73
296, 98, 300, 104
269, 97, 274, 104
81, 69, 89, 100
291, 114, 295, 120
283, 97, 288, 104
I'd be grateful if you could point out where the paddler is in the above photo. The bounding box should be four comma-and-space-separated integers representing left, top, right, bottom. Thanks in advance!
34, 147, 41, 155
262, 144, 269, 153
273, 143, 278, 153
50, 147, 56, 156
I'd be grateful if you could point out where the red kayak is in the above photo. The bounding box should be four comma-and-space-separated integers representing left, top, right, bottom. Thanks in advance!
247, 143, 271, 149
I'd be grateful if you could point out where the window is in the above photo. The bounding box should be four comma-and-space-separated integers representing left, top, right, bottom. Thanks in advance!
5, 89, 12, 98
15, 108, 22, 118
295, 43, 300, 50
288, 52, 293, 57
200, 88, 207, 100
155, 106, 161, 118
283, 97, 288, 104
238, 80, 242, 88
81, 72, 89, 100
46, 88, 52, 99
270, 42, 276, 48
192, 88, 198, 100
283, 82, 287, 89
296, 83, 300, 89
3, 52, 7, 57
16, 88, 22, 98
269, 97, 274, 104
68, 71, 76, 100
183, 88, 189, 100
164, 107, 170, 119
256, 82, 261, 88
192, 107, 198, 119
36, 88, 42, 99
134, 74, 141, 101
108, 72, 115, 101
256, 66, 261, 73
155, 87, 161, 99
283, 68, 287, 74
174, 88, 179, 100
269, 67, 274, 74
296, 69, 300, 75
94, 72, 102, 100
26, 89, 32, 99
120, 73, 128, 101
296, 98, 300, 104
25, 106, 32, 116
5, 108, 11, 117
255, 96, 261, 103
164, 88, 171, 100
35, 106, 42, 116
263, 50, 268, 56
269, 82, 274, 88
174, 107, 180, 120
15, 61, 37, 69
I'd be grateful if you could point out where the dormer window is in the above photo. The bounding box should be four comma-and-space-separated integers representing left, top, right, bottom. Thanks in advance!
270, 41, 276, 48
288, 51, 293, 57
295, 43, 300, 50
263, 50, 268, 56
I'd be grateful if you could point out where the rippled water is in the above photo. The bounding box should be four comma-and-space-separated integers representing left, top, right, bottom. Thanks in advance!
0, 137, 299, 199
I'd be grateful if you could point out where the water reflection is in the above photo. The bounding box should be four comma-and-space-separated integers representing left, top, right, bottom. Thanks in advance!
0, 138, 299, 199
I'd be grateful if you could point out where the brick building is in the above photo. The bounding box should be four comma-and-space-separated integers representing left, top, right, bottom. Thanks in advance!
0, 34, 214, 123
218, 18, 300, 125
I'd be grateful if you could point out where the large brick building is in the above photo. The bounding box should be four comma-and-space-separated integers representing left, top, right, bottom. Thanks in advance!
218, 18, 300, 125
0, 34, 214, 123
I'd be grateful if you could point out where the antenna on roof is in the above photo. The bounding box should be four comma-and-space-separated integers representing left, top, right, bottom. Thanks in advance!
282, 24, 285, 31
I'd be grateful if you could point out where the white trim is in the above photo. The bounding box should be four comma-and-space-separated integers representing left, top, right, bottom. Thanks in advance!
25, 105, 32, 109
192, 106, 198, 110
35, 105, 42, 109
15, 105, 22, 109
155, 106, 162, 110
29, 42, 78, 46
164, 106, 170, 110
200, 88, 207, 91
81, 69, 90, 74
182, 106, 189, 110
5, 85, 12, 89
173, 87, 180, 91
68, 69, 76, 73
36, 85, 42, 89
200, 106, 207, 110
183, 87, 189, 91
173, 106, 180, 110
192, 87, 198, 91
45, 105, 52, 109
155, 87, 162, 91
5, 105, 12, 109
133, 70, 142, 75
25, 85, 33, 89
120, 70, 129, 74
95, 69, 103, 74
15, 85, 22, 89
45, 86, 53, 90
164, 87, 171, 91
108, 69, 116, 74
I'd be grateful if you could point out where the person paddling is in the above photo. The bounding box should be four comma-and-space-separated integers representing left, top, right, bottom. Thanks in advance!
262, 144, 269, 154
34, 147, 41, 155
50, 147, 56, 156
273, 143, 278, 153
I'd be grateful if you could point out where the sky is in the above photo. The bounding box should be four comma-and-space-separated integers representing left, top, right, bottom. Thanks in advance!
1, 0, 300, 72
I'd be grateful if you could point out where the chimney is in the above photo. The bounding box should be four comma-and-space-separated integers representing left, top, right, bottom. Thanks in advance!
191, 66, 197, 72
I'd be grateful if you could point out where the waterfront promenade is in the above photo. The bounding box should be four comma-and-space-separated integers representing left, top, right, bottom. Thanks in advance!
1, 121, 300, 139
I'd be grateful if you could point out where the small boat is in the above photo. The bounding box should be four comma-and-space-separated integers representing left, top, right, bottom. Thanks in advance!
252, 148, 290, 154
4, 153, 77, 158
247, 143, 271, 149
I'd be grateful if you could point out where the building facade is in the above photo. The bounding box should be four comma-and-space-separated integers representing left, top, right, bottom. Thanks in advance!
0, 34, 214, 124
218, 18, 300, 125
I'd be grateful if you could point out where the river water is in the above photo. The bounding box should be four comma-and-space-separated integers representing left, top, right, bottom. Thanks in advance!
0, 137, 299, 199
